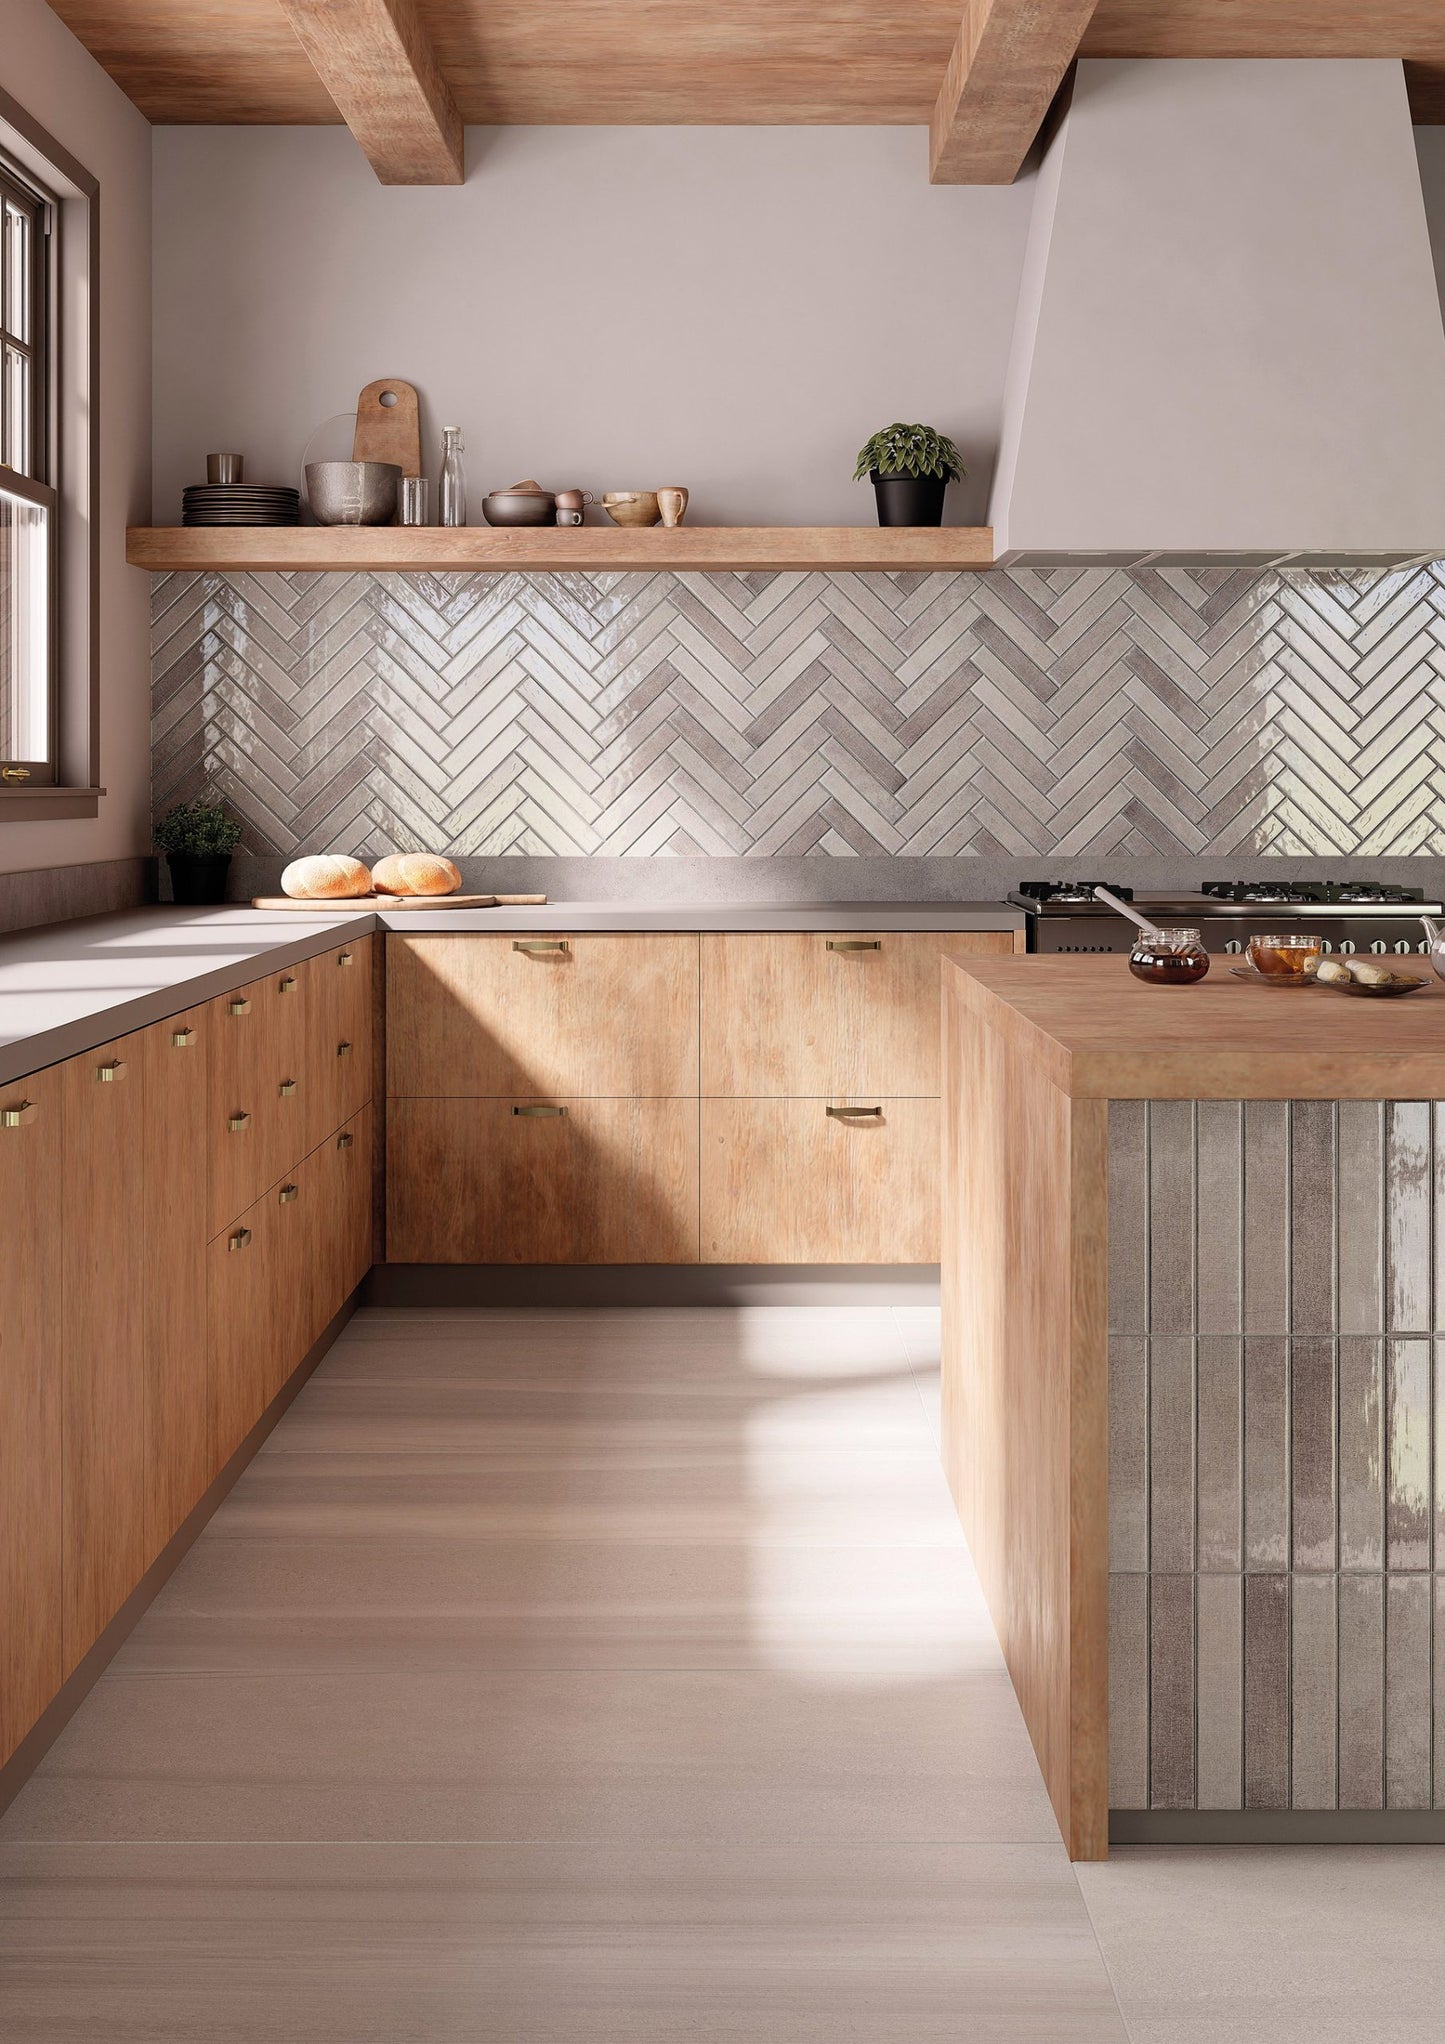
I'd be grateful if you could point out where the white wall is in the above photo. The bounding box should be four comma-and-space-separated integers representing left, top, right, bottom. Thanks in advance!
151, 126, 1032, 528
1419, 128, 1445, 319
0, 0, 151, 876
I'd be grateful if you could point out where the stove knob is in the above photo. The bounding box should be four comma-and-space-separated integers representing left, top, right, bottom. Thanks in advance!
1224, 939, 1242, 954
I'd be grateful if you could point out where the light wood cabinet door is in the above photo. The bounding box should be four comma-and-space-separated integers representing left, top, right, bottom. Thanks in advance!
140, 1010, 209, 1565
265, 958, 314, 1188
387, 1097, 699, 1263
328, 1103, 374, 1307
387, 934, 699, 1098
700, 1099, 939, 1264
208, 1192, 273, 1473
266, 1151, 317, 1403
700, 932, 1015, 1097
307, 935, 373, 1148
207, 974, 280, 1236
61, 1033, 148, 1675
0, 1068, 63, 1765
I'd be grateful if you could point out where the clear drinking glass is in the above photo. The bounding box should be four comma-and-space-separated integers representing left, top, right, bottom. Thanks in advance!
399, 476, 430, 526
1246, 932, 1323, 979
439, 427, 466, 528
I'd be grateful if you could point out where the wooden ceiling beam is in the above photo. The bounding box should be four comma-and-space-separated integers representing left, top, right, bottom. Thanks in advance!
930, 0, 1101, 184
274, 0, 465, 184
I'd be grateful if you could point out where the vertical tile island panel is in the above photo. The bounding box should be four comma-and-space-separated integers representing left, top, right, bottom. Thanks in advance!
1108, 1099, 1445, 1823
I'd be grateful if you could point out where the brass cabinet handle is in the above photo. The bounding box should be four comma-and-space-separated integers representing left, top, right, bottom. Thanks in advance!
228, 1227, 252, 1252
278, 975, 297, 993
826, 1104, 883, 1119
336, 1131, 354, 1150
95, 1059, 126, 1083
336, 1040, 353, 1058
171, 1026, 196, 1048
337, 949, 353, 967
1, 1099, 37, 1128
1, 764, 31, 783
279, 1078, 297, 1096
278, 1183, 298, 1204
825, 939, 881, 953
227, 1111, 251, 1132
512, 939, 569, 955
228, 997, 251, 1017
512, 1103, 567, 1117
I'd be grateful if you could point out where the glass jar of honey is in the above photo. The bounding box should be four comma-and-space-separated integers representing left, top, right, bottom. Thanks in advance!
1128, 926, 1210, 986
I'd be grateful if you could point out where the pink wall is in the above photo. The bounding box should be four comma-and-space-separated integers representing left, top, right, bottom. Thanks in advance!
0, 0, 151, 877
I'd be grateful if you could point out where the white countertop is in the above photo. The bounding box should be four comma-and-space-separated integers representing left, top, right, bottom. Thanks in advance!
0, 899, 1023, 1087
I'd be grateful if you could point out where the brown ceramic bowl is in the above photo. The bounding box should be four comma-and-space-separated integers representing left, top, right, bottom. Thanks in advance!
482, 491, 556, 527
602, 491, 661, 528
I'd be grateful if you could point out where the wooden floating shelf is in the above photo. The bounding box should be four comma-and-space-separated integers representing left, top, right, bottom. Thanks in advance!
125, 525, 995, 574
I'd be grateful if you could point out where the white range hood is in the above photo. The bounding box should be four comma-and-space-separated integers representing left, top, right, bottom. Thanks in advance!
988, 59, 1445, 568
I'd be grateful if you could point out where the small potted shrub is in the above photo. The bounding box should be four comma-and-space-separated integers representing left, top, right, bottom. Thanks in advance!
155, 799, 243, 905
854, 423, 965, 527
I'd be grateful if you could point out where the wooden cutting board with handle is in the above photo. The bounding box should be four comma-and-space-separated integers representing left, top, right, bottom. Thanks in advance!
352, 379, 422, 477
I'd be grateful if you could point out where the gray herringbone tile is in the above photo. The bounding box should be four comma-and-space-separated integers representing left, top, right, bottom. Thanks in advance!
150, 564, 1445, 858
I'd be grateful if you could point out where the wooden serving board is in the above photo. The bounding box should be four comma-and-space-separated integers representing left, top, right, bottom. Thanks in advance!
352, 379, 422, 477
252, 894, 499, 912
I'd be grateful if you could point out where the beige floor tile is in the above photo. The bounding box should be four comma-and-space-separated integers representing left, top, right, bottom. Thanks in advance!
1077, 1845, 1445, 2040
117, 1536, 1001, 1677
3, 1664, 1059, 1845
0, 1841, 1126, 2042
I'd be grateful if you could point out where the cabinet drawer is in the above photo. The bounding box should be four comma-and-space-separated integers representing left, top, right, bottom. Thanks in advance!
208, 1191, 275, 1471
306, 937, 373, 1148
207, 972, 303, 1233
700, 1099, 938, 1264
387, 934, 699, 1098
701, 932, 1013, 1097
386, 1097, 699, 1264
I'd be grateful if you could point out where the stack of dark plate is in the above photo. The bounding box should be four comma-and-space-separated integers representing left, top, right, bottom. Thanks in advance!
182, 483, 301, 527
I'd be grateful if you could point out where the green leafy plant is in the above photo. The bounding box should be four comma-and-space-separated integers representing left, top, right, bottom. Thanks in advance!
154, 799, 243, 858
854, 423, 965, 483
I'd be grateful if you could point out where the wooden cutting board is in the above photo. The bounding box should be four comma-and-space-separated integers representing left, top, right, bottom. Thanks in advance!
352, 379, 421, 477
250, 893, 549, 911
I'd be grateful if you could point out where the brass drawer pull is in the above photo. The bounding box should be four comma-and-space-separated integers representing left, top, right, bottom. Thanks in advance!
228, 1227, 252, 1252
336, 1040, 353, 1058
95, 1059, 126, 1083
279, 1078, 297, 1096
337, 949, 353, 967
512, 1103, 567, 1117
278, 975, 297, 993
826, 1104, 883, 1119
512, 939, 569, 956
227, 1111, 251, 1133
171, 1026, 196, 1048
336, 1131, 354, 1150
228, 997, 251, 1017
1, 1099, 37, 1129
825, 939, 881, 953
278, 1183, 298, 1204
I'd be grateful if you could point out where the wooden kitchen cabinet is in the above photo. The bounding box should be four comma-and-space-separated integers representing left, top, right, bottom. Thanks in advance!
208, 1188, 275, 1471
386, 934, 699, 1098
140, 1009, 210, 1564
387, 1095, 699, 1263
0, 1068, 63, 1765
324, 1103, 374, 1305
700, 1098, 939, 1264
700, 931, 1015, 1097
61, 1032, 148, 1676
206, 972, 279, 1236
306, 936, 373, 1150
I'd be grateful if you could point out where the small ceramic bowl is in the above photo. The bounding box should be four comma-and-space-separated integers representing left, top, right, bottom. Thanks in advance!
602, 491, 661, 528
482, 491, 556, 527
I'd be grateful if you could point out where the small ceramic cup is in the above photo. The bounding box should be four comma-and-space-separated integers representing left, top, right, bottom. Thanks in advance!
656, 486, 689, 528
602, 491, 661, 528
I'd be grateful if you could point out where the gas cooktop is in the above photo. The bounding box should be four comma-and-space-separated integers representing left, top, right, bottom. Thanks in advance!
1012, 879, 1438, 916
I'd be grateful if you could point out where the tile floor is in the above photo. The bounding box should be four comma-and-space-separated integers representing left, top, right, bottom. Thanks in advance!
0, 1306, 1439, 2040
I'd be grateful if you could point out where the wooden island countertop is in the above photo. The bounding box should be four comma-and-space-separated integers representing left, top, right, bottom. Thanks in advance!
945, 951, 1445, 1099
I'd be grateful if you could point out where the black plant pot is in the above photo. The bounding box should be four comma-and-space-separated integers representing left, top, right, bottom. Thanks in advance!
870, 470, 948, 528
166, 852, 232, 905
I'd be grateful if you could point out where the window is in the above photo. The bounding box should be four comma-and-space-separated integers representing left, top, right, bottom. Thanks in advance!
0, 151, 54, 786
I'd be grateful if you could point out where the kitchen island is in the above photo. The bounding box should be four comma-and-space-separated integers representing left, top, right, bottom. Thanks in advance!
941, 953, 1445, 1860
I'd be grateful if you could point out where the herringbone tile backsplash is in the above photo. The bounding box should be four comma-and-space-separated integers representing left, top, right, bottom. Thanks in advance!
150, 563, 1445, 859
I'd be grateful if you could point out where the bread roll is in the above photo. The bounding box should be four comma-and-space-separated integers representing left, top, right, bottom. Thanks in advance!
280, 854, 373, 900
370, 853, 462, 897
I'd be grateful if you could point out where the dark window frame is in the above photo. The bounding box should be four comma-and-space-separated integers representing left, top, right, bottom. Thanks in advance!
0, 86, 100, 821
0, 148, 59, 785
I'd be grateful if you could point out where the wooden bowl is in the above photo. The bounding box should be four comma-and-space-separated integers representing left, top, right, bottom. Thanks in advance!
602, 491, 661, 528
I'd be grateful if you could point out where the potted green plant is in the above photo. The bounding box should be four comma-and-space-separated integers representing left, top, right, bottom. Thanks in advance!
854, 423, 965, 527
154, 799, 244, 906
